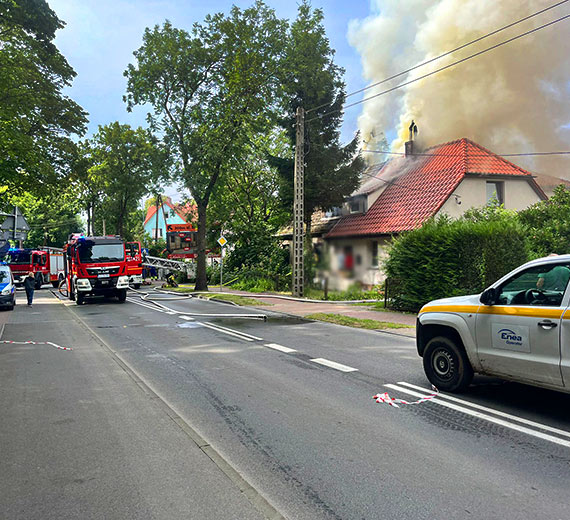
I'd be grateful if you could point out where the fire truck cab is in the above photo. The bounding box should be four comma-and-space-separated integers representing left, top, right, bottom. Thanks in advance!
125, 241, 143, 289
4, 248, 63, 289
64, 234, 129, 305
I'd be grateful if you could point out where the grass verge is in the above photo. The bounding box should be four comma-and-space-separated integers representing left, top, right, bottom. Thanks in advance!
305, 313, 413, 330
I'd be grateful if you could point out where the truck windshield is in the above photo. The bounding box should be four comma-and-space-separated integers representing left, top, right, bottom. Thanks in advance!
78, 244, 124, 263
5, 252, 31, 264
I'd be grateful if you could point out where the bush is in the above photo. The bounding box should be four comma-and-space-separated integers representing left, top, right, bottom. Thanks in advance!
385, 214, 530, 312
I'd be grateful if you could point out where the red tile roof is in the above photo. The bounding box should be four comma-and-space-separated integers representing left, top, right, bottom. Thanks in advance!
326, 138, 546, 239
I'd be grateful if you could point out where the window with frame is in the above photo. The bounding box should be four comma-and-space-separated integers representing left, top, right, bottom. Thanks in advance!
371, 241, 379, 268
486, 181, 504, 205
496, 263, 570, 307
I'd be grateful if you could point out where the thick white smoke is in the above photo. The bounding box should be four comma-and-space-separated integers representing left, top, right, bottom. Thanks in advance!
348, 0, 570, 176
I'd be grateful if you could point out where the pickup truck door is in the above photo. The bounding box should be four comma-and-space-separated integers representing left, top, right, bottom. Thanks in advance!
561, 308, 570, 388
475, 263, 568, 387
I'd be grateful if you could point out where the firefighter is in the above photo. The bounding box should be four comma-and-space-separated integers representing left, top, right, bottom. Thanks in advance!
23, 271, 35, 306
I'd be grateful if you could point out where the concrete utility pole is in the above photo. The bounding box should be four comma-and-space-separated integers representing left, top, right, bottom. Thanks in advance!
292, 106, 305, 297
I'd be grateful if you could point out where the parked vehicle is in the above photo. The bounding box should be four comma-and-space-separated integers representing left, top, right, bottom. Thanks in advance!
64, 234, 129, 305
3, 247, 65, 289
0, 263, 15, 310
125, 241, 143, 289
417, 255, 570, 394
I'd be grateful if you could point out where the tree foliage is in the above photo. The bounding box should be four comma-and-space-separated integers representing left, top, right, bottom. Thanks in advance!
6, 187, 83, 247
124, 1, 287, 290
80, 122, 168, 238
518, 185, 570, 257
272, 0, 364, 237
0, 0, 87, 195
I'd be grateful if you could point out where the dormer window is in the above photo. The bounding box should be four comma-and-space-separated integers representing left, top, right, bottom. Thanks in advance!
348, 195, 367, 214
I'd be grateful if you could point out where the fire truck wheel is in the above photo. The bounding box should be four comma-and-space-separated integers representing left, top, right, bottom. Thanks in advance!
117, 289, 127, 302
35, 274, 43, 290
76, 293, 84, 305
134, 284, 141, 290
51, 281, 59, 288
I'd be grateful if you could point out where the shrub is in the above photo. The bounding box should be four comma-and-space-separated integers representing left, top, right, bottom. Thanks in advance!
385, 214, 530, 311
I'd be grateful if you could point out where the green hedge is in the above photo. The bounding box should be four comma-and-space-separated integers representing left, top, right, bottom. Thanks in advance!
385, 215, 529, 311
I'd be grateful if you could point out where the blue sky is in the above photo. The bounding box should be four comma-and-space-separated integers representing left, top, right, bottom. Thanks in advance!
48, 0, 373, 146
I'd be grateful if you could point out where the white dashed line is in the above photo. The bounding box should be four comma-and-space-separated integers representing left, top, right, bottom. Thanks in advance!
310, 358, 358, 372
180, 316, 194, 321
264, 343, 297, 353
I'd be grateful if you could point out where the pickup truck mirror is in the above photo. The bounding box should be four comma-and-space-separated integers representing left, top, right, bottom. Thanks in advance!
480, 287, 497, 305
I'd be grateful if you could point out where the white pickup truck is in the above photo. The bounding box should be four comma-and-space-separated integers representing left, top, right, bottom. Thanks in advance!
417, 255, 570, 393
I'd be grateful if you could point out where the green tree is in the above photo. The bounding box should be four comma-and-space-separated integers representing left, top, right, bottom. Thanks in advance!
518, 185, 570, 257
7, 188, 83, 247
124, 1, 287, 290
0, 0, 87, 196
272, 1, 364, 244
87, 122, 167, 238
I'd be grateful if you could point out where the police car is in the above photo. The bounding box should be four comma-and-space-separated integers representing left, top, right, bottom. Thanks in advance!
0, 263, 16, 311
417, 255, 570, 393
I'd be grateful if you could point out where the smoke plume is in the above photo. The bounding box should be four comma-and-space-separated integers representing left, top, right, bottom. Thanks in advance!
348, 0, 570, 176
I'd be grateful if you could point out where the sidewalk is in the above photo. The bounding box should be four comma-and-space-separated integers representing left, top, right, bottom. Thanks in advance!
207, 287, 417, 336
0, 290, 267, 520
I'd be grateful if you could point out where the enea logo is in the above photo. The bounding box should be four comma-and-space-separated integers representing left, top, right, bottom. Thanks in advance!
498, 328, 523, 347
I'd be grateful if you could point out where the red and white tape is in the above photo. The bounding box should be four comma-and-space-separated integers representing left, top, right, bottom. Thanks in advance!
0, 340, 72, 351
373, 386, 438, 408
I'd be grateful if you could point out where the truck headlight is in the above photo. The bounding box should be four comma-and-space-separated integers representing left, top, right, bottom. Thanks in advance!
116, 276, 129, 288
76, 278, 91, 290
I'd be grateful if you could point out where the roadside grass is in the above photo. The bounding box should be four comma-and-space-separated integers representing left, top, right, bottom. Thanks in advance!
305, 313, 413, 330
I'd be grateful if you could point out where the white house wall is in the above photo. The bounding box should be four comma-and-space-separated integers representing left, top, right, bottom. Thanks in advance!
438, 177, 542, 218
327, 237, 391, 291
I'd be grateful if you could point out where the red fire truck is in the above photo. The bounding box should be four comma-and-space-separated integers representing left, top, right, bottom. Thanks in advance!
4, 247, 65, 289
125, 241, 143, 289
64, 234, 130, 305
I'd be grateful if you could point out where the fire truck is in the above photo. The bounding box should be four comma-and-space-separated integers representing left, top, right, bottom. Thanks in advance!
64, 234, 130, 305
166, 223, 197, 259
125, 241, 143, 289
3, 247, 65, 289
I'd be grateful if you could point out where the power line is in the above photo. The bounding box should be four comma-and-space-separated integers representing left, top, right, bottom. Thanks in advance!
362, 150, 570, 158
306, 0, 569, 115
306, 13, 570, 123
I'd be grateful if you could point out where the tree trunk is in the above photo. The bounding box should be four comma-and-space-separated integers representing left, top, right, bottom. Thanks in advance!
195, 201, 208, 291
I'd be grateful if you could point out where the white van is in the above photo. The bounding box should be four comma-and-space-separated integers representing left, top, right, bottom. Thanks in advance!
0, 263, 16, 311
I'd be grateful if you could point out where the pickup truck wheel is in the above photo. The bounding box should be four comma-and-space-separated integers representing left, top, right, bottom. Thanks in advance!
423, 336, 473, 392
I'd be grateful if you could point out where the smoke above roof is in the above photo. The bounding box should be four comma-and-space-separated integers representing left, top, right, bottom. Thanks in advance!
348, 0, 570, 176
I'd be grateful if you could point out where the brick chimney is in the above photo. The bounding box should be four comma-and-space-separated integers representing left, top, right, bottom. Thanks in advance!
405, 120, 418, 157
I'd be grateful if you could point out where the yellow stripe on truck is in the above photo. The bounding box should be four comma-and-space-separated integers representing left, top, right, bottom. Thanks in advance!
419, 305, 480, 315
420, 304, 566, 320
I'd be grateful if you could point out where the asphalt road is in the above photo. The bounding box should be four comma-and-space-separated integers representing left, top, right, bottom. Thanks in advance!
2, 287, 570, 519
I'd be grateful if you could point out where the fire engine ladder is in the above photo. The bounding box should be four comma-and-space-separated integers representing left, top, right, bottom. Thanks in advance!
142, 255, 196, 277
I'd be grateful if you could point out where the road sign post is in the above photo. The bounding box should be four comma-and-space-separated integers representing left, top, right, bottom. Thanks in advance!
217, 236, 227, 292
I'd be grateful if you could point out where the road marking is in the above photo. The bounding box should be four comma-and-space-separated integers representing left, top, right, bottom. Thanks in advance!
311, 358, 358, 372
264, 343, 297, 353
199, 322, 255, 342
127, 298, 165, 313
384, 384, 570, 448
201, 321, 263, 341
398, 381, 570, 440
179, 316, 194, 321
